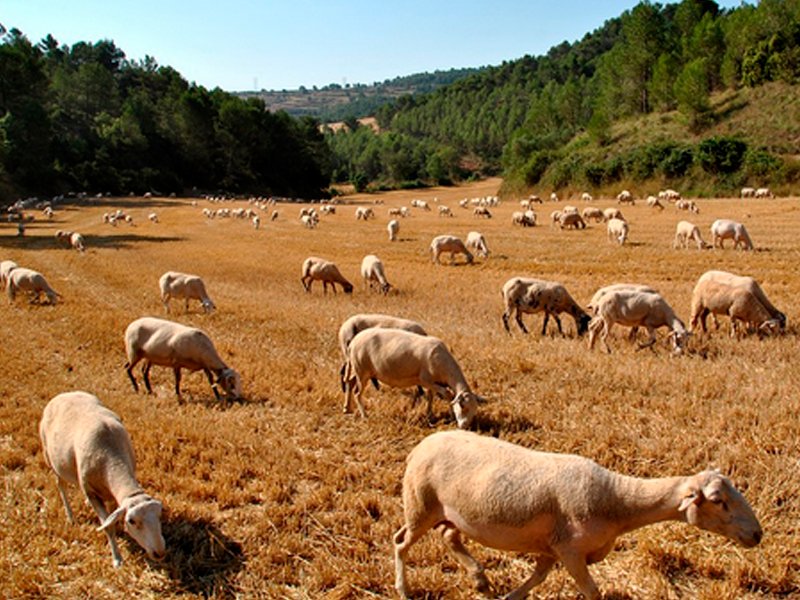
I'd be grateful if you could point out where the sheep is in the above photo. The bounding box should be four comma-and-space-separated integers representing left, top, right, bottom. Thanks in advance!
659, 188, 681, 202
588, 289, 690, 354
581, 192, 593, 202
549, 192, 559, 202
437, 205, 453, 217
711, 219, 754, 250
562, 205, 578, 215
148, 212, 159, 223
755, 187, 773, 199
388, 207, 402, 217
252, 215, 260, 229
361, 254, 392, 294
559, 211, 586, 229
673, 220, 711, 250
511, 211, 535, 227
602, 207, 624, 222
411, 199, 431, 211
39, 391, 166, 567
549, 210, 562, 226
159, 271, 216, 314
271, 210, 279, 221
502, 277, 591, 336
646, 195, 664, 210
606, 217, 629, 245
69, 232, 86, 252
393, 429, 762, 600
676, 199, 700, 214
616, 189, 635, 204
124, 316, 242, 403
341, 328, 481, 429
528, 194, 542, 204
690, 270, 786, 336
429, 235, 473, 265
355, 206, 375, 220
465, 231, 490, 259
6, 267, 60, 305
0, 259, 18, 287
301, 256, 353, 293
55, 230, 74, 248
337, 313, 427, 361
387, 219, 399, 241
301, 214, 318, 229
473, 206, 492, 218
587, 283, 658, 316
741, 187, 756, 198
399, 206, 410, 218
581, 207, 604, 223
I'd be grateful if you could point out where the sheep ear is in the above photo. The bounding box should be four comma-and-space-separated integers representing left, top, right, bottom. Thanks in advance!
98, 506, 126, 531
678, 490, 703, 512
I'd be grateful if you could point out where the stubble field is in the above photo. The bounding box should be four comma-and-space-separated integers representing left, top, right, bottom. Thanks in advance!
0, 178, 798, 599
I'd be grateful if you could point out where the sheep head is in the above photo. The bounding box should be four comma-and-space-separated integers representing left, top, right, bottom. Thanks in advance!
216, 367, 242, 400
678, 471, 762, 548
451, 391, 481, 430
99, 494, 166, 562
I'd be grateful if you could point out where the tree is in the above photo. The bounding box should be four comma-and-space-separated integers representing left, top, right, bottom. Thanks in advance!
674, 58, 711, 131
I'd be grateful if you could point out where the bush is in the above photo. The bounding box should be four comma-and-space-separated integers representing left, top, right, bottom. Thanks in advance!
522, 150, 555, 186
696, 136, 747, 174
661, 146, 694, 179
743, 148, 783, 180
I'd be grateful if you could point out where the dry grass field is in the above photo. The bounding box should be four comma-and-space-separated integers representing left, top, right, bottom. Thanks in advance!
1, 179, 798, 599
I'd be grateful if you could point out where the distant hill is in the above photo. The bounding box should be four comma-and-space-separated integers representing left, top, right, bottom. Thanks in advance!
237, 67, 484, 121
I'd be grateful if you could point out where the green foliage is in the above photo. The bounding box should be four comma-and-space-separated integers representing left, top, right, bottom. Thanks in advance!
674, 58, 711, 131
743, 147, 784, 180
696, 136, 747, 174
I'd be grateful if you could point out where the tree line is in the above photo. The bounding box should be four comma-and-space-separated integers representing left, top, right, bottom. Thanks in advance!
0, 30, 332, 201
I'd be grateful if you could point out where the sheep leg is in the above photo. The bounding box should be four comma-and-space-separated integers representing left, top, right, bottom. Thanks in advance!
393, 520, 436, 599
540, 313, 549, 336
55, 477, 75, 523
440, 526, 490, 593
125, 360, 140, 392
205, 368, 222, 400
553, 313, 564, 336
514, 310, 529, 334
601, 321, 614, 354
184, 298, 189, 313
142, 362, 154, 394
85, 491, 124, 568
503, 555, 556, 600
173, 367, 184, 404
557, 550, 600, 600
501, 310, 513, 333
352, 377, 367, 418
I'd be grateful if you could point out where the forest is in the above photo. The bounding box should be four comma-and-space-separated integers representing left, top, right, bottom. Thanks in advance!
2, 0, 800, 201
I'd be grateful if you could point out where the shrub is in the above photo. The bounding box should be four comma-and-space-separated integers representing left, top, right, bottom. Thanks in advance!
661, 146, 694, 179
743, 148, 784, 181
696, 136, 747, 174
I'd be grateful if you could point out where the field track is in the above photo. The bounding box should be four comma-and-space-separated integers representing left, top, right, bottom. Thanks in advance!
1, 179, 798, 598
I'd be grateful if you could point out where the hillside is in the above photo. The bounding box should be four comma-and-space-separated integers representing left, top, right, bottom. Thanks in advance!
239, 67, 483, 121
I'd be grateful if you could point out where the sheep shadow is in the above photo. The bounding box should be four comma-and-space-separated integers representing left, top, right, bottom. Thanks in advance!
157, 516, 245, 598
86, 233, 186, 249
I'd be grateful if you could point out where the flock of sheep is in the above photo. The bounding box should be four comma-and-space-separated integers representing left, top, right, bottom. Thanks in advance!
4, 184, 783, 598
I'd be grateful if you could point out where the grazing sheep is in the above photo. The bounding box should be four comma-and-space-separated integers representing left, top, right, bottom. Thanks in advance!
399, 206, 410, 218
606, 217, 629, 245
355, 206, 375, 220
70, 232, 85, 252
587, 283, 658, 316
589, 289, 689, 354
271, 210, 279, 221
755, 187, 773, 199
711, 219, 754, 250
528, 194, 542, 204
646, 195, 664, 210
465, 231, 490, 259
581, 207, 604, 223
301, 256, 353, 293
148, 212, 159, 223
581, 192, 593, 202
341, 328, 481, 429
361, 254, 392, 294
394, 430, 762, 600
472, 206, 492, 218
6, 267, 60, 305
673, 220, 710, 250
159, 271, 216, 314
690, 270, 786, 336
39, 391, 166, 567
337, 313, 427, 361
659, 189, 681, 202
301, 214, 318, 229
676, 199, 700, 214
502, 277, 591, 336
252, 215, 260, 229
0, 259, 18, 287
562, 205, 579, 215
549, 192, 559, 202
387, 219, 399, 241
559, 211, 586, 229
616, 189, 635, 204
437, 205, 453, 217
602, 207, 624, 222
124, 316, 242, 403
388, 207, 403, 217
430, 235, 473, 265
512, 211, 536, 227
549, 210, 562, 226
55, 230, 74, 248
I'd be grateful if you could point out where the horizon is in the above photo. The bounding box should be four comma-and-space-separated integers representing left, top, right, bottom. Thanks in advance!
3, 0, 745, 93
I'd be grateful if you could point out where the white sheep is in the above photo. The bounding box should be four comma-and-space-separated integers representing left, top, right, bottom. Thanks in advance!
587, 283, 658, 315
512, 210, 535, 227
0, 259, 18, 287
549, 192, 559, 202
429, 235, 473, 265
301, 256, 353, 293
465, 231, 490, 259
690, 270, 786, 336
301, 214, 318, 229
602, 207, 624, 222
361, 254, 392, 294
437, 205, 453, 217
6, 267, 60, 305
341, 328, 481, 429
741, 187, 756, 198
606, 217, 629, 245
755, 187, 773, 198
646, 195, 664, 210
675, 199, 700, 214
387, 219, 399, 241
124, 316, 242, 403
271, 210, 279, 221
616, 189, 635, 204
252, 215, 260, 229
70, 232, 85, 252
394, 430, 762, 600
559, 211, 586, 229
549, 210, 562, 226
148, 212, 159, 223
472, 206, 492, 218
159, 271, 216, 314
337, 313, 427, 361
711, 219, 754, 250
39, 391, 166, 567
355, 206, 375, 220
588, 289, 689, 354
502, 277, 591, 336
673, 220, 710, 250
581, 191, 593, 202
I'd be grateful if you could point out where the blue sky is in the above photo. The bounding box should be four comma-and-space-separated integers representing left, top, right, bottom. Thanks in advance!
4, 1, 744, 92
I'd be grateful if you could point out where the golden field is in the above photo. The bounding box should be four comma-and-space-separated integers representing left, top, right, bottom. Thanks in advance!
0, 179, 798, 599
